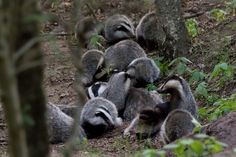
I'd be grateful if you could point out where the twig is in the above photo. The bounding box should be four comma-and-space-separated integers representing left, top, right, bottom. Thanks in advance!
184, 11, 205, 19
13, 35, 54, 62
85, 3, 98, 22
47, 32, 72, 36
13, 37, 41, 63
62, 0, 87, 156
16, 61, 43, 74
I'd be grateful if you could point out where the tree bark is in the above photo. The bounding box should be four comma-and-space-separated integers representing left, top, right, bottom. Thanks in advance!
155, 0, 191, 58
15, 1, 49, 157
0, 34, 28, 157
61, 0, 88, 156
0, 0, 49, 157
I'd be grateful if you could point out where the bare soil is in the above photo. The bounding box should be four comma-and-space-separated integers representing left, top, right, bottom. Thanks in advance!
206, 111, 236, 148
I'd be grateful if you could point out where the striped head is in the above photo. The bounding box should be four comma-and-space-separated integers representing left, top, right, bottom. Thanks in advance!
86, 82, 108, 99
157, 75, 186, 98
105, 15, 135, 44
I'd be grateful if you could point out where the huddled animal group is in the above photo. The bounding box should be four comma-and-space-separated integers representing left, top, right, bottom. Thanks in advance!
47, 13, 200, 145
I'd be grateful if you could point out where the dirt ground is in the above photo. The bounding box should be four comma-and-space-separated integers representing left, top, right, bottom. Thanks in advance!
0, 0, 235, 156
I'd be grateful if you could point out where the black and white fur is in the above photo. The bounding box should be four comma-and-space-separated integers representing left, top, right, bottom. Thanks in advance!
86, 82, 108, 99
157, 75, 198, 118
100, 71, 131, 115
123, 88, 164, 121
123, 89, 168, 138
160, 109, 200, 144
80, 97, 122, 138
136, 12, 166, 50
157, 75, 200, 143
104, 39, 146, 72
104, 14, 135, 44
81, 49, 104, 87
126, 57, 160, 87
47, 103, 86, 143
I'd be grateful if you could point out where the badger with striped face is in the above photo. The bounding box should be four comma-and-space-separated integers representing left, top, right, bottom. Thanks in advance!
126, 57, 160, 87
100, 71, 131, 115
123, 88, 170, 139
81, 49, 105, 87
80, 97, 122, 138
157, 75, 200, 144
104, 14, 135, 44
160, 109, 200, 144
104, 39, 146, 73
136, 12, 166, 50
157, 75, 198, 118
86, 82, 108, 99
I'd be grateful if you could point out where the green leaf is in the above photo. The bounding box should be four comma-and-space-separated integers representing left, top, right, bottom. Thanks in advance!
142, 149, 158, 157
179, 57, 193, 64
190, 140, 204, 155
189, 71, 205, 83
194, 134, 209, 139
179, 139, 194, 145
156, 150, 166, 157
164, 144, 179, 149
219, 63, 228, 70
185, 19, 199, 38
146, 84, 157, 91
210, 9, 226, 22
177, 63, 187, 75
195, 82, 208, 98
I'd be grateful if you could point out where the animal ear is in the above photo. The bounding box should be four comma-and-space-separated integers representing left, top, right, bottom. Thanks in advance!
96, 57, 104, 70
139, 108, 161, 122
126, 68, 135, 79
157, 86, 166, 93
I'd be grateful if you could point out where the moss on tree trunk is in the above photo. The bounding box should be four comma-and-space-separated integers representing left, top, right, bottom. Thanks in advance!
155, 0, 191, 58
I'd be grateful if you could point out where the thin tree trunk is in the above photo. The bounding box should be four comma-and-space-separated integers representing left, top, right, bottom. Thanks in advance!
0, 0, 49, 157
16, 1, 49, 157
0, 2, 28, 157
0, 44, 28, 157
62, 0, 88, 156
155, 0, 191, 58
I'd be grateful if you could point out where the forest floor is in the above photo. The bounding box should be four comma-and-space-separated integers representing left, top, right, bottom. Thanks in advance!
0, 0, 236, 156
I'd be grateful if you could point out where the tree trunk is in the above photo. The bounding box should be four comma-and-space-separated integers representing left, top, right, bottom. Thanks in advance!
62, 0, 88, 156
0, 34, 28, 157
0, 0, 49, 157
155, 0, 191, 58
16, 1, 49, 157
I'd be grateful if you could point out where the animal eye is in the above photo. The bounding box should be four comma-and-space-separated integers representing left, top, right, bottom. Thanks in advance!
116, 25, 122, 29
112, 69, 119, 73
115, 25, 130, 32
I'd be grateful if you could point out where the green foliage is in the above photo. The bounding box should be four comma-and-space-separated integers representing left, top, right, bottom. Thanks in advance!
154, 56, 208, 99
146, 84, 157, 91
195, 82, 209, 98
168, 57, 192, 75
198, 93, 236, 121
141, 134, 227, 157
185, 19, 199, 38
210, 9, 227, 22
209, 62, 234, 85
154, 57, 235, 121
189, 70, 205, 84
136, 149, 166, 157
88, 34, 105, 50
163, 134, 227, 157
154, 57, 169, 76
167, 57, 192, 78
